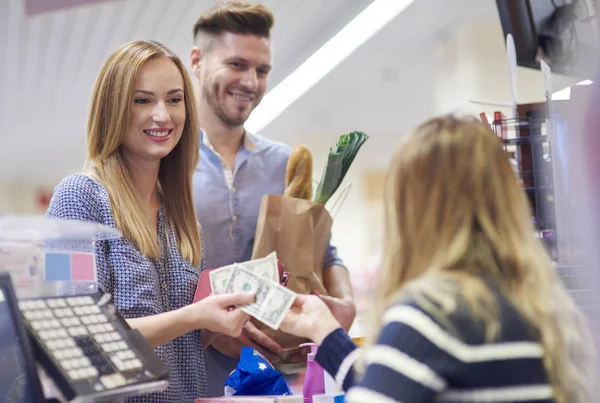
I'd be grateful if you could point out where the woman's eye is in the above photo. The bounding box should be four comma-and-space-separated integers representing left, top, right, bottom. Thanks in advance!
168, 97, 183, 104
134, 98, 150, 104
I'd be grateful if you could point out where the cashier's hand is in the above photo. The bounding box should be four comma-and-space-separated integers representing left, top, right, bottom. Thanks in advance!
211, 322, 283, 363
190, 292, 254, 338
280, 294, 342, 345
316, 294, 356, 332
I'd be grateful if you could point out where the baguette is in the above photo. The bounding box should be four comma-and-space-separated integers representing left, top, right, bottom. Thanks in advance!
284, 145, 313, 200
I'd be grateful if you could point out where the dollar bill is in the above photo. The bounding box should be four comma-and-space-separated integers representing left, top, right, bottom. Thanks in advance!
224, 264, 296, 330
209, 252, 279, 294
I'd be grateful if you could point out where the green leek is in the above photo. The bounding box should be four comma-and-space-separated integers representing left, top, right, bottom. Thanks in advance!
314, 131, 369, 205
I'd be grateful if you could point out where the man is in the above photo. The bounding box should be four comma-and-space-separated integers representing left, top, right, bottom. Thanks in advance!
190, 1, 356, 396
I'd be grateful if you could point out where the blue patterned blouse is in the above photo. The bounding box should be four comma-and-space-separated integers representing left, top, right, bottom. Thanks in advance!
46, 173, 207, 402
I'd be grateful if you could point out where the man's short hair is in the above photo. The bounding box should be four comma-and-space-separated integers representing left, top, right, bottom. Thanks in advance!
193, 0, 274, 45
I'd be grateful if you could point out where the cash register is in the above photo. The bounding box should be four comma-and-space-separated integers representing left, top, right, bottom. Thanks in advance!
0, 272, 169, 402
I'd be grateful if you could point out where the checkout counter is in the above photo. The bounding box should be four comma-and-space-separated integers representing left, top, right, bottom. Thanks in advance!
0, 216, 169, 402
0, 216, 345, 403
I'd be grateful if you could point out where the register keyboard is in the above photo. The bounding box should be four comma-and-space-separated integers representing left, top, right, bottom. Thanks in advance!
18, 293, 168, 402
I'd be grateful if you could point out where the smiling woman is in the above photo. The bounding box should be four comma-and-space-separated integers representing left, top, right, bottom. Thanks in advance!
45, 40, 257, 403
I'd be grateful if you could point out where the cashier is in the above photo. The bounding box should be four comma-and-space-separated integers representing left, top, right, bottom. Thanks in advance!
278, 116, 592, 403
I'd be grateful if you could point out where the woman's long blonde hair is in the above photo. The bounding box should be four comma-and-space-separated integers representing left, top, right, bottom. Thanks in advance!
85, 40, 202, 266
369, 115, 592, 402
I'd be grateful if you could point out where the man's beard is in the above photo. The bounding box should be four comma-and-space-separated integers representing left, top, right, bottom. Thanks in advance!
203, 85, 250, 127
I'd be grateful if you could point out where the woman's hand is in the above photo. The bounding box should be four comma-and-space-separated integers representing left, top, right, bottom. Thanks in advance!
280, 294, 341, 345
185, 292, 255, 338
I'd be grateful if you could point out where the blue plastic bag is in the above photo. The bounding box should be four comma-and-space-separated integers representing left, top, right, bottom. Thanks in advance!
224, 347, 292, 396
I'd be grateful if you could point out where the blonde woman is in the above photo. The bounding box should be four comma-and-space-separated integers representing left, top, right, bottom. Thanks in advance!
281, 116, 593, 402
47, 40, 254, 402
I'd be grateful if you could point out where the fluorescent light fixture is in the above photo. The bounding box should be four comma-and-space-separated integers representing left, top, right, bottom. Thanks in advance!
245, 0, 417, 133
551, 79, 593, 100
552, 87, 571, 101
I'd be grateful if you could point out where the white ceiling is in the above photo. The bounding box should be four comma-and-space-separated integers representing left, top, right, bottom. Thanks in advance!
0, 0, 551, 183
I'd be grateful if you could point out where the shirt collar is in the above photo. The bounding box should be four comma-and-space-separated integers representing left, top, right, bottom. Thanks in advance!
200, 129, 257, 153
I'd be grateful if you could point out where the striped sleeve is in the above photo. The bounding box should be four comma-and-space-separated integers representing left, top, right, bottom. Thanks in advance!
315, 328, 360, 391
345, 305, 448, 403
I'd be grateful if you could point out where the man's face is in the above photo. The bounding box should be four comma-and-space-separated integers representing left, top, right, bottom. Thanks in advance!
194, 32, 272, 128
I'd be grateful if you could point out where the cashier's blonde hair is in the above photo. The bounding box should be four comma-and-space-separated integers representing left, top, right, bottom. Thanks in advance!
84, 40, 202, 266
368, 115, 592, 402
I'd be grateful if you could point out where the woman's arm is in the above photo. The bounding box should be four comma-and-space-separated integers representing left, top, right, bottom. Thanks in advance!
127, 292, 255, 348
344, 304, 447, 403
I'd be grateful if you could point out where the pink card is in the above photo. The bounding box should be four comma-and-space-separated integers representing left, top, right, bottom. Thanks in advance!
70, 253, 96, 281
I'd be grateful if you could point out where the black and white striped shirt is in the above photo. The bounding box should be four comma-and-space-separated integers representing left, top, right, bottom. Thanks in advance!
315, 292, 553, 402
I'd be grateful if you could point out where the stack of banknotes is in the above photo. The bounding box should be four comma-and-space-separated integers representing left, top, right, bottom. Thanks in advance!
209, 252, 296, 330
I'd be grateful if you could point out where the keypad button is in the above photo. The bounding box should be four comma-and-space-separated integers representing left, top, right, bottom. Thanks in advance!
86, 367, 99, 378
46, 299, 58, 309
73, 307, 84, 316
82, 296, 95, 305
89, 305, 101, 314
122, 350, 135, 360
45, 340, 57, 350
95, 314, 108, 323
30, 321, 44, 331
41, 310, 54, 319
67, 370, 80, 380
23, 311, 35, 321
34, 300, 47, 309
49, 319, 61, 328
97, 362, 116, 376
55, 329, 69, 339
67, 298, 79, 307
78, 357, 91, 367
110, 356, 127, 371
31, 311, 44, 320
115, 341, 128, 351
54, 298, 67, 308
108, 332, 122, 342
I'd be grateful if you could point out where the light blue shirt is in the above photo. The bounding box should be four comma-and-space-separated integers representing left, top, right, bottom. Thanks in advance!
193, 130, 344, 271
193, 130, 345, 397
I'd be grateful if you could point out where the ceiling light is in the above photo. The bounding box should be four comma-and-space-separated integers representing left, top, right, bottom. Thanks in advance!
551, 87, 571, 101
244, 0, 417, 133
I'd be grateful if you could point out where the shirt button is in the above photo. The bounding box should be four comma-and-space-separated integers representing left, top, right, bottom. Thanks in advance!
162, 283, 167, 290
232, 215, 238, 222
159, 268, 164, 273
231, 187, 236, 193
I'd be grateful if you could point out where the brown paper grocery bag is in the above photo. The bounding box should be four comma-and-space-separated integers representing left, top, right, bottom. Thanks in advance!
250, 194, 333, 350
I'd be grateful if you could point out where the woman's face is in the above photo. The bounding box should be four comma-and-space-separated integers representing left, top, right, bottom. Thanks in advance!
122, 56, 186, 164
